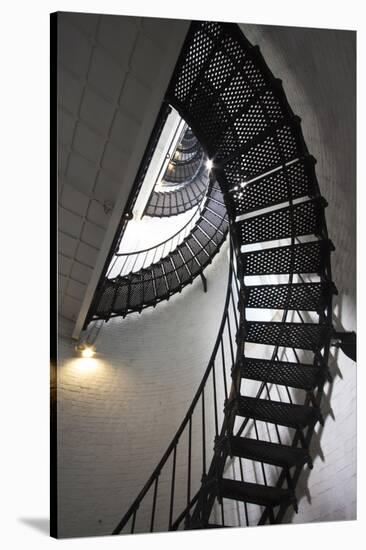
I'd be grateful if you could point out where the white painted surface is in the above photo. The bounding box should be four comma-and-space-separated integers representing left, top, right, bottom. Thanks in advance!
56, 12, 189, 338
239, 23, 356, 524
56, 17, 356, 538
57, 241, 230, 537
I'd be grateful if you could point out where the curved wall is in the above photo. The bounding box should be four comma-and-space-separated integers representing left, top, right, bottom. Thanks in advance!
58, 240, 229, 537
56, 22, 356, 537
239, 23, 356, 523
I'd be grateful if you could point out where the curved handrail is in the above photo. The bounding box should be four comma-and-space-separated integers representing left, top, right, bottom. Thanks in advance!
169, 144, 202, 167
100, 20, 334, 533
116, 202, 204, 258
112, 242, 235, 534
145, 176, 208, 218
163, 150, 204, 186
163, 20, 334, 529
108, 177, 212, 280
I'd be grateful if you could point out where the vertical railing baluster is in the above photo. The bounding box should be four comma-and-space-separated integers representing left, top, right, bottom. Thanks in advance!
230, 288, 239, 331
202, 389, 206, 476
227, 315, 235, 366
150, 476, 159, 532
253, 420, 267, 486
169, 445, 177, 530
220, 498, 225, 527
130, 509, 137, 534
212, 362, 219, 437
186, 416, 192, 525
239, 458, 249, 526
221, 337, 228, 401
120, 255, 128, 277
142, 251, 148, 270
264, 380, 282, 444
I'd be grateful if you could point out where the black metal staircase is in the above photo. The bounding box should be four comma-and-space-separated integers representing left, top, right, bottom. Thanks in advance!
89, 179, 228, 320
96, 20, 337, 533
144, 164, 208, 217
144, 125, 209, 218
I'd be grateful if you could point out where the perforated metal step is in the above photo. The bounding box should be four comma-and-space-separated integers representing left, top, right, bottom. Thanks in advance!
241, 240, 334, 276
237, 198, 326, 245
228, 436, 310, 468
230, 157, 317, 216
244, 321, 332, 351
241, 357, 323, 390
218, 478, 296, 508
91, 183, 228, 320
236, 396, 321, 429
244, 282, 333, 311
144, 174, 208, 217
221, 119, 308, 177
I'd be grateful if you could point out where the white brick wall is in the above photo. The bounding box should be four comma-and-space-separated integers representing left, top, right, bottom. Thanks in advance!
240, 23, 356, 524
57, 12, 189, 327
56, 20, 356, 538
57, 241, 230, 537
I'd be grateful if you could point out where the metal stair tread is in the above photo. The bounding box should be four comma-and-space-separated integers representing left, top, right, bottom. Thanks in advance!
244, 320, 332, 351
241, 357, 322, 390
219, 478, 295, 507
244, 281, 332, 311
237, 197, 325, 245
241, 239, 334, 276
236, 395, 321, 429
228, 436, 310, 468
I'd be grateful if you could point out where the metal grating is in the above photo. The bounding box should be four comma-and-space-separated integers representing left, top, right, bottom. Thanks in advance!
244, 282, 331, 311
231, 157, 316, 216
228, 436, 310, 468
237, 396, 321, 429
241, 240, 333, 276
241, 357, 322, 390
238, 198, 325, 245
245, 321, 332, 351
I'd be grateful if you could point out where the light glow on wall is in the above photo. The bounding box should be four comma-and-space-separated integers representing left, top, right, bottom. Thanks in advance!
75, 357, 99, 372
75, 343, 96, 359
68, 356, 102, 374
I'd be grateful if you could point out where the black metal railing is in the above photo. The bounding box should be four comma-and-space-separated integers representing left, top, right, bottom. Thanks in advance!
112, 241, 239, 534
99, 19, 335, 532
90, 179, 228, 321
109, 202, 206, 279
143, 163, 209, 218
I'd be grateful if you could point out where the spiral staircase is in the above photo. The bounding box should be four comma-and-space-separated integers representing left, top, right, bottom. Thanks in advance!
85, 20, 338, 533
144, 125, 209, 218
86, 120, 228, 322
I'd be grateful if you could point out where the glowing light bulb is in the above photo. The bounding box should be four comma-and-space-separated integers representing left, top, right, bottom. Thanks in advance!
75, 343, 96, 358
206, 159, 213, 170
82, 346, 95, 358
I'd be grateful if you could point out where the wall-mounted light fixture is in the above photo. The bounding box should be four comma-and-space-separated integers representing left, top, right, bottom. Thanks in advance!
206, 159, 213, 171
75, 343, 96, 359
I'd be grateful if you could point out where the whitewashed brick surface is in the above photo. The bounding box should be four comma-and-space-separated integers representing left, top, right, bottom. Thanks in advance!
56, 20, 356, 538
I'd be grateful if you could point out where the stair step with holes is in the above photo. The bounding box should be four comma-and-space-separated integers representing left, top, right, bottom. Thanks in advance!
241, 357, 323, 390
231, 156, 317, 216
220, 118, 307, 177
236, 396, 321, 429
237, 198, 326, 245
219, 479, 296, 508
227, 436, 310, 468
241, 240, 334, 276
244, 321, 332, 351
244, 282, 333, 311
